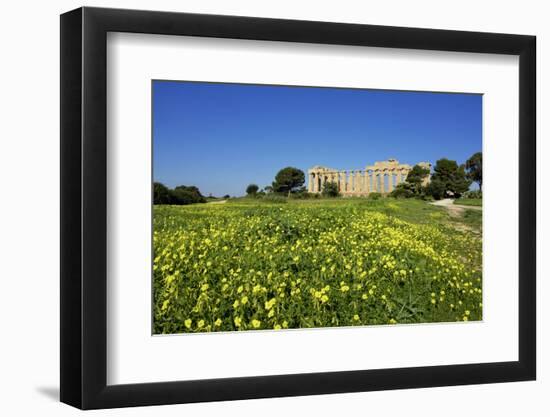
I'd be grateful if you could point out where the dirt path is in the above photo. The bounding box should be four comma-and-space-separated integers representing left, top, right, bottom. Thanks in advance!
207, 199, 227, 205
430, 198, 481, 216
430, 198, 482, 235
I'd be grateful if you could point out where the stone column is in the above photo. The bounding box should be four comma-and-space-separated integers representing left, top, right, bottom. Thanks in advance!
380, 170, 386, 193
308, 173, 313, 192
364, 170, 370, 194
315, 173, 320, 193
370, 171, 375, 192
388, 170, 394, 192
343, 171, 348, 193
355, 171, 362, 194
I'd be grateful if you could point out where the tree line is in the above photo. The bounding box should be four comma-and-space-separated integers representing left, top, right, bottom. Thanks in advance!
154, 152, 481, 205
153, 183, 207, 205
246, 152, 481, 200
245, 167, 307, 198
392, 152, 481, 199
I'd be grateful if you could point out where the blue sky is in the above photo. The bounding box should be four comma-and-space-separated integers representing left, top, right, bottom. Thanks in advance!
153, 81, 482, 197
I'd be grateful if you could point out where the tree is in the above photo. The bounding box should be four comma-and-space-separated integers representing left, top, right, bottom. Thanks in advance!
246, 184, 259, 196
153, 182, 172, 204
171, 188, 197, 205
425, 179, 446, 200
390, 182, 416, 198
390, 164, 430, 199
272, 167, 305, 196
465, 152, 482, 191
153, 183, 207, 205
264, 185, 273, 194
406, 164, 430, 194
406, 165, 430, 186
322, 181, 339, 197
428, 158, 471, 199
172, 185, 206, 204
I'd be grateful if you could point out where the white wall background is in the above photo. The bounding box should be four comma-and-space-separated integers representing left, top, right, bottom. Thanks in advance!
0, 0, 545, 415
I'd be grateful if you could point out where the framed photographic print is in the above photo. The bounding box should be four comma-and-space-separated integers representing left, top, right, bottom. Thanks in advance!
60, 7, 536, 409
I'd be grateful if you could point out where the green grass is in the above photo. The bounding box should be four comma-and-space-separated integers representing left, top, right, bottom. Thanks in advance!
454, 198, 482, 207
457, 209, 483, 231
153, 198, 482, 334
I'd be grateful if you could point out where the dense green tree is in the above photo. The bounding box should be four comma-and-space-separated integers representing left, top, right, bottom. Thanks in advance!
153, 182, 173, 204
153, 183, 207, 205
425, 179, 446, 200
322, 181, 340, 197
246, 184, 259, 196
174, 185, 203, 196
172, 185, 206, 204
428, 158, 471, 198
390, 182, 416, 198
405, 165, 430, 196
171, 189, 197, 205
390, 164, 430, 199
272, 167, 305, 196
406, 165, 430, 187
465, 152, 482, 191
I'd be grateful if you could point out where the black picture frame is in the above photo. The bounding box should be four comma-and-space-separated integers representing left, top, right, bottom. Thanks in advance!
60, 6, 536, 410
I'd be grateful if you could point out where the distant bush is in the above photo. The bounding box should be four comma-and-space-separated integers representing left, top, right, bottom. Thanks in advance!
390, 183, 415, 199
153, 182, 206, 205
461, 190, 482, 199
153, 182, 173, 204
419, 193, 434, 202
322, 181, 340, 198
368, 192, 382, 200
289, 191, 313, 199
262, 194, 287, 204
246, 184, 259, 196
172, 185, 207, 205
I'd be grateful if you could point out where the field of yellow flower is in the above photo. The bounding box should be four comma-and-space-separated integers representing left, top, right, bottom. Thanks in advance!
153, 198, 482, 334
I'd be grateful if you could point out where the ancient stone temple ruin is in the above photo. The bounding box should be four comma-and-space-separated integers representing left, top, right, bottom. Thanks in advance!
308, 159, 431, 196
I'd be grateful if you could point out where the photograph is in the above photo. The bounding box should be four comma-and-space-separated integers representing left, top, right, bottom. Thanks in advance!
152, 80, 483, 334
